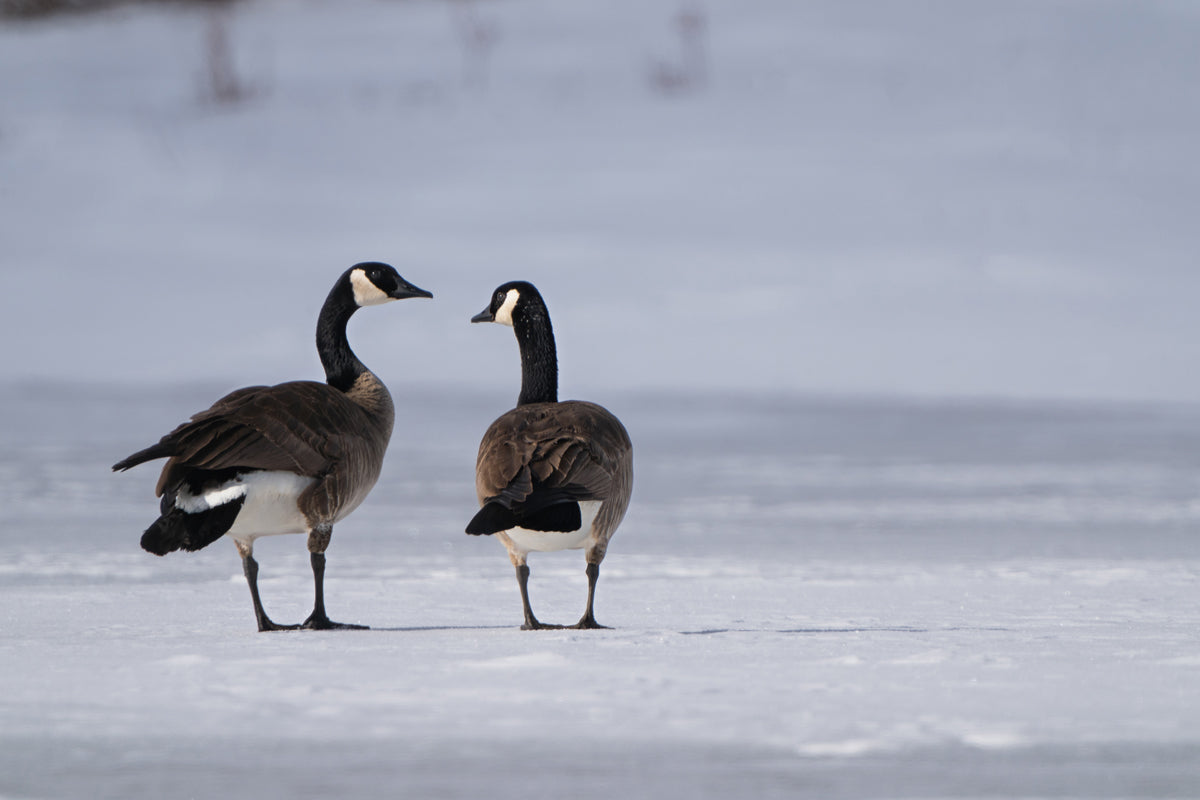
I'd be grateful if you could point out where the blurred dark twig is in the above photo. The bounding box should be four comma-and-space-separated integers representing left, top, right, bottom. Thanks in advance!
649, 4, 709, 96
450, 0, 500, 91
1, 0, 243, 21
201, 2, 251, 105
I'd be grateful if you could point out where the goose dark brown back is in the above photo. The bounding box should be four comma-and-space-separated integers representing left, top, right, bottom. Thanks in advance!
474, 400, 632, 540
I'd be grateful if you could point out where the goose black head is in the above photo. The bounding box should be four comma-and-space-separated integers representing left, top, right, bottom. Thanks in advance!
471, 281, 543, 327
348, 262, 433, 307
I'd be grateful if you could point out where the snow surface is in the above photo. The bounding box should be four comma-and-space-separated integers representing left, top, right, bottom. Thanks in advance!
3, 1, 1200, 797
2, 382, 1199, 798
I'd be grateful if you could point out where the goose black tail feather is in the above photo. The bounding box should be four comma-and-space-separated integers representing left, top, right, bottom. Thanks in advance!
140, 496, 245, 555
466, 500, 581, 536
112, 442, 174, 473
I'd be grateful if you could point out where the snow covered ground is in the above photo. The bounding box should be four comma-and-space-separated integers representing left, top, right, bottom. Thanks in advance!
3, 1, 1200, 797
2, 382, 1199, 798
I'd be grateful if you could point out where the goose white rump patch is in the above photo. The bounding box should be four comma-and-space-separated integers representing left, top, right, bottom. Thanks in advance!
504, 500, 601, 553
178, 471, 315, 542
175, 482, 246, 513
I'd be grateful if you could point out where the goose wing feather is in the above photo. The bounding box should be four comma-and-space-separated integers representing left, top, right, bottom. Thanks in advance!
113, 381, 374, 497
476, 401, 631, 508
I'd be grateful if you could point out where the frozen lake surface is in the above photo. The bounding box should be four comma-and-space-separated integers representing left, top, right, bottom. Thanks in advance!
2, 382, 1198, 798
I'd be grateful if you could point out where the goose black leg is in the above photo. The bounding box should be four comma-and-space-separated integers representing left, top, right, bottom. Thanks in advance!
570, 562, 610, 629
300, 552, 368, 630
242, 554, 299, 632
517, 563, 562, 630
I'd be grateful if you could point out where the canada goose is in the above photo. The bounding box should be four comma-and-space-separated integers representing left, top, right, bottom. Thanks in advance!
113, 262, 431, 632
468, 281, 633, 629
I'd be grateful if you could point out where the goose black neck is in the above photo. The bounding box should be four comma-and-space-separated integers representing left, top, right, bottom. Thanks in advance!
316, 280, 367, 393
513, 299, 558, 406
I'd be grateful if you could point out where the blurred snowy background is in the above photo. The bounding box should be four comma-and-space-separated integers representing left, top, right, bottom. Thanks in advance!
2, 0, 1200, 400
2, 1, 1199, 798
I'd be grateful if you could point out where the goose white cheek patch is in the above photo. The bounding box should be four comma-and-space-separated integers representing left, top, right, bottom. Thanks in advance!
350, 269, 393, 307
493, 289, 520, 326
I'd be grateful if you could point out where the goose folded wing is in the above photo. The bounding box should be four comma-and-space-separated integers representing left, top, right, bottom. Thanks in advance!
478, 431, 614, 507
147, 381, 365, 496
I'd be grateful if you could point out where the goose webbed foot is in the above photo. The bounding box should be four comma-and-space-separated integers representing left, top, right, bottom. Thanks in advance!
568, 562, 609, 630
300, 613, 369, 631
521, 618, 564, 631
257, 618, 302, 632
300, 551, 367, 630
515, 563, 563, 630
243, 554, 301, 633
